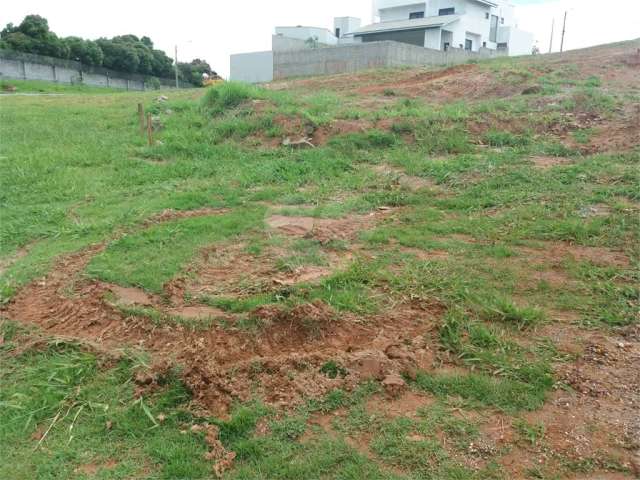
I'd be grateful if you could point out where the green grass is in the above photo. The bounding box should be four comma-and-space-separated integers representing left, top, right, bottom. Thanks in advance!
0, 322, 213, 479
87, 208, 264, 293
1, 46, 639, 479
1, 78, 128, 94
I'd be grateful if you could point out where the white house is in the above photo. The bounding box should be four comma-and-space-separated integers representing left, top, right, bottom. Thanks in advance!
354, 0, 533, 55
229, 0, 533, 82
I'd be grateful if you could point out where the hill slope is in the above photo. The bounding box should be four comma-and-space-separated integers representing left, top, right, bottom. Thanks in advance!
1, 40, 639, 479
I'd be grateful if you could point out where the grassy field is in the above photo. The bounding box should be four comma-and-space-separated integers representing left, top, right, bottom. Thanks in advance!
1, 78, 130, 94
1, 40, 639, 479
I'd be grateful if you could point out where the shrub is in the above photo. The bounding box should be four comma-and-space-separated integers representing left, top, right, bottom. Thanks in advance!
146, 77, 161, 90
329, 130, 397, 150
484, 130, 531, 147
391, 120, 414, 135
201, 81, 262, 115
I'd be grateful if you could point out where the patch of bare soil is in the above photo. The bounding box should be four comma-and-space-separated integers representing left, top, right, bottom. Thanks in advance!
353, 64, 512, 103
181, 303, 438, 414
74, 459, 118, 476
144, 207, 229, 226
108, 284, 154, 306
580, 103, 640, 154
540, 40, 640, 90
168, 305, 229, 320
275, 63, 524, 106
266, 209, 394, 244
517, 241, 630, 268
312, 119, 373, 146
365, 390, 434, 418
481, 321, 640, 478
530, 155, 575, 170
527, 327, 639, 477
183, 242, 349, 299
3, 239, 440, 416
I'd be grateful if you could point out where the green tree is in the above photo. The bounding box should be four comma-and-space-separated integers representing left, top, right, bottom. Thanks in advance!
151, 49, 174, 77
65, 37, 104, 66
178, 58, 215, 86
17, 15, 49, 40
97, 39, 139, 73
1, 14, 69, 58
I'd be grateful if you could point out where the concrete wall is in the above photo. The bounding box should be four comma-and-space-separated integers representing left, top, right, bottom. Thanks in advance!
272, 40, 506, 81
425, 28, 441, 49
273, 35, 315, 52
498, 26, 534, 56
230, 50, 274, 83
0, 50, 182, 90
360, 28, 430, 47
275, 27, 338, 45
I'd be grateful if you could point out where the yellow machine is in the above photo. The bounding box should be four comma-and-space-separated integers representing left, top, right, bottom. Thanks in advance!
203, 75, 224, 87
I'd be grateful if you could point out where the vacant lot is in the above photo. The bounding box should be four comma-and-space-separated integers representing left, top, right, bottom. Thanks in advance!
1, 40, 639, 479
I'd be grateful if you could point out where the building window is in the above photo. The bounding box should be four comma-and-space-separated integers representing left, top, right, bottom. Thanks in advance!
335, 27, 341, 37
439, 7, 455, 15
482, 41, 487, 47
485, 12, 489, 19
465, 39, 473, 51
490, 14, 499, 42
501, 17, 505, 24
497, 42, 508, 50
409, 11, 425, 19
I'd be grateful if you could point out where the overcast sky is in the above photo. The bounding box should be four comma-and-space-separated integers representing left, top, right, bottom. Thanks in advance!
2, 0, 639, 77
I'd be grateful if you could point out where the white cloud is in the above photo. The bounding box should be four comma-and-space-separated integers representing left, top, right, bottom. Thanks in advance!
2, 0, 638, 78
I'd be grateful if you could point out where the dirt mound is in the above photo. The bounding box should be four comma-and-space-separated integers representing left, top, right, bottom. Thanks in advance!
183, 242, 349, 300
144, 207, 229, 226
266, 209, 393, 244
3, 241, 440, 415
181, 305, 437, 413
314, 119, 372, 144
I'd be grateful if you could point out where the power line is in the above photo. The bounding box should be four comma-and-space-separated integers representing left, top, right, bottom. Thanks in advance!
560, 11, 567, 53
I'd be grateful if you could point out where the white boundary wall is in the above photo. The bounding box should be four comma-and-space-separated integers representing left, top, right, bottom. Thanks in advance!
0, 49, 189, 90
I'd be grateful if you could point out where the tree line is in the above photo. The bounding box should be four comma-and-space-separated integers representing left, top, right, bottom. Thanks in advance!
1, 15, 216, 85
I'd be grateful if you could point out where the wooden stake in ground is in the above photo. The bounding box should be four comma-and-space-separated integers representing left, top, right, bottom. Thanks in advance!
138, 103, 145, 135
146, 112, 153, 146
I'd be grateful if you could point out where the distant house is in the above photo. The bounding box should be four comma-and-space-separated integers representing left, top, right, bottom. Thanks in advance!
230, 0, 533, 83
354, 0, 533, 56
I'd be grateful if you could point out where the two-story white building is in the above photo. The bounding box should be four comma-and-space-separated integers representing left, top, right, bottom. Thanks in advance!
230, 0, 534, 82
349, 0, 533, 55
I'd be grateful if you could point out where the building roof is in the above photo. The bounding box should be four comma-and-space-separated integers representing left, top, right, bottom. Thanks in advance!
354, 15, 460, 36
471, 0, 498, 7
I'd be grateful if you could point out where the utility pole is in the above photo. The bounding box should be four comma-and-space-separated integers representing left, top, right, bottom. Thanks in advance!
549, 18, 555, 53
560, 11, 567, 53
174, 45, 179, 89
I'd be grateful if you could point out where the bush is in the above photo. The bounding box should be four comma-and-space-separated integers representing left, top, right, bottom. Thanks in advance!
329, 130, 398, 150
146, 77, 161, 90
484, 130, 530, 147
201, 81, 262, 114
